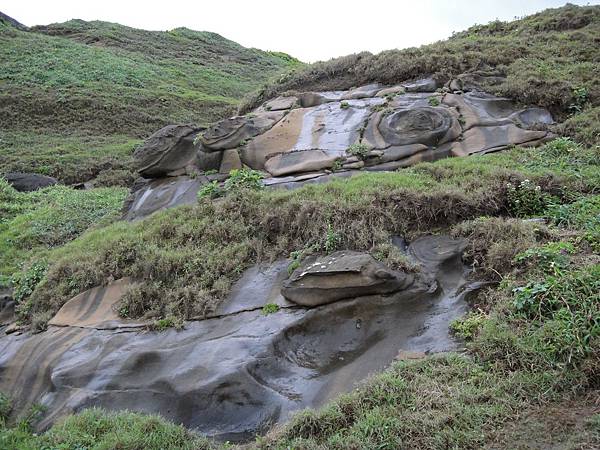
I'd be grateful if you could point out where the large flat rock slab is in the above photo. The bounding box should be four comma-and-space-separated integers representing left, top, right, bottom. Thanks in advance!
0, 236, 479, 441
48, 278, 144, 330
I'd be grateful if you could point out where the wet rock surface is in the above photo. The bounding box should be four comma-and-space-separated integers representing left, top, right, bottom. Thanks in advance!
120, 75, 554, 221
282, 251, 424, 306
0, 235, 478, 441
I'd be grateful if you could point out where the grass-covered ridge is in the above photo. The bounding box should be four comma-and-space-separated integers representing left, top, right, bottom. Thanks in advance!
0, 16, 302, 184
241, 4, 600, 147
11, 138, 599, 331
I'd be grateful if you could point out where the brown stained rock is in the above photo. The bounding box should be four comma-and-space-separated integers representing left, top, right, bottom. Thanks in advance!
133, 124, 201, 178
48, 278, 143, 330
265, 150, 339, 177
199, 111, 285, 151
281, 251, 416, 307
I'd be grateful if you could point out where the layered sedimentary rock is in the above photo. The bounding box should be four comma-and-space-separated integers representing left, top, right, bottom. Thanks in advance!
282, 251, 420, 306
122, 75, 554, 220
0, 236, 476, 441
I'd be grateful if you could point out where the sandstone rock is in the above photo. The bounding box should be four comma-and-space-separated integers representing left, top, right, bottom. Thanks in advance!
48, 278, 143, 330
199, 111, 285, 151
450, 124, 550, 156
403, 77, 438, 93
219, 149, 242, 174
376, 85, 406, 97
379, 144, 429, 163
282, 251, 415, 307
363, 106, 460, 149
342, 161, 364, 170
297, 91, 346, 107
265, 150, 339, 177
4, 173, 57, 192
122, 176, 202, 221
342, 83, 385, 100
261, 96, 297, 111
242, 102, 368, 170
134, 124, 201, 178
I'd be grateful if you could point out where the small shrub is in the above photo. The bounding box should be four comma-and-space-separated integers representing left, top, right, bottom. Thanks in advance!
11, 261, 47, 305
371, 242, 417, 273
262, 303, 280, 315
223, 168, 264, 192
340, 101, 350, 109
324, 223, 341, 253
450, 312, 487, 340
197, 181, 223, 199
428, 96, 441, 106
514, 241, 575, 274
569, 86, 589, 114
506, 179, 547, 217
346, 143, 370, 160
149, 316, 183, 331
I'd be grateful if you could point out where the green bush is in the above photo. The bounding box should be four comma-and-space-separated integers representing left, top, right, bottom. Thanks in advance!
223, 168, 264, 192
346, 143, 370, 160
506, 179, 547, 217
262, 303, 280, 315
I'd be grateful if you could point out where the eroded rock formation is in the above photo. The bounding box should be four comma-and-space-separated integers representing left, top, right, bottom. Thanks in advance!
1, 236, 477, 441
122, 75, 554, 221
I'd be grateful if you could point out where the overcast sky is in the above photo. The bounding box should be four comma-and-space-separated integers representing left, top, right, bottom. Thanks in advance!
2, 0, 598, 62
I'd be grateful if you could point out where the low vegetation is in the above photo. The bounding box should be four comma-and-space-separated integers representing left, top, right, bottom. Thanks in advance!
0, 17, 302, 184
1, 5, 599, 449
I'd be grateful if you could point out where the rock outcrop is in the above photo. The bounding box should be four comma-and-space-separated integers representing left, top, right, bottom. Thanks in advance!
122, 74, 554, 220
282, 251, 421, 306
4, 172, 57, 192
0, 236, 475, 441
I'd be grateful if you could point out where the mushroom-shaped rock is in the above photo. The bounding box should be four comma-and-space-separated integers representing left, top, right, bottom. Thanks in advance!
4, 173, 57, 192
363, 106, 461, 149
133, 124, 201, 178
281, 251, 415, 307
199, 111, 285, 151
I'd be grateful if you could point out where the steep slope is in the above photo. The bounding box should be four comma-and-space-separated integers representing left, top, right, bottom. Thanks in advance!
0, 16, 302, 184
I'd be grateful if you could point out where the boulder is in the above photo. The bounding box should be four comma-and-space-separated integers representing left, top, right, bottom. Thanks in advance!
265, 150, 340, 177
297, 91, 346, 107
281, 251, 415, 306
219, 149, 243, 174
342, 83, 385, 100
4, 173, 57, 192
133, 124, 201, 178
199, 111, 285, 151
261, 96, 298, 111
403, 77, 438, 93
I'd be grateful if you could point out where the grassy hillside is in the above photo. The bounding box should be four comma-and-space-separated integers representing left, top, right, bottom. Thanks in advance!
0, 17, 301, 184
1, 4, 599, 449
241, 3, 600, 147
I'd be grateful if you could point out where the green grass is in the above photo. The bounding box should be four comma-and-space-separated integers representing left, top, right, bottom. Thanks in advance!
0, 408, 215, 450
0, 18, 302, 184
9, 138, 597, 330
0, 178, 126, 289
240, 4, 600, 147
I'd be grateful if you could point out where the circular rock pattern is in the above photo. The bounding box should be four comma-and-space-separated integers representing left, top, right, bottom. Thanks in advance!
378, 106, 456, 146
